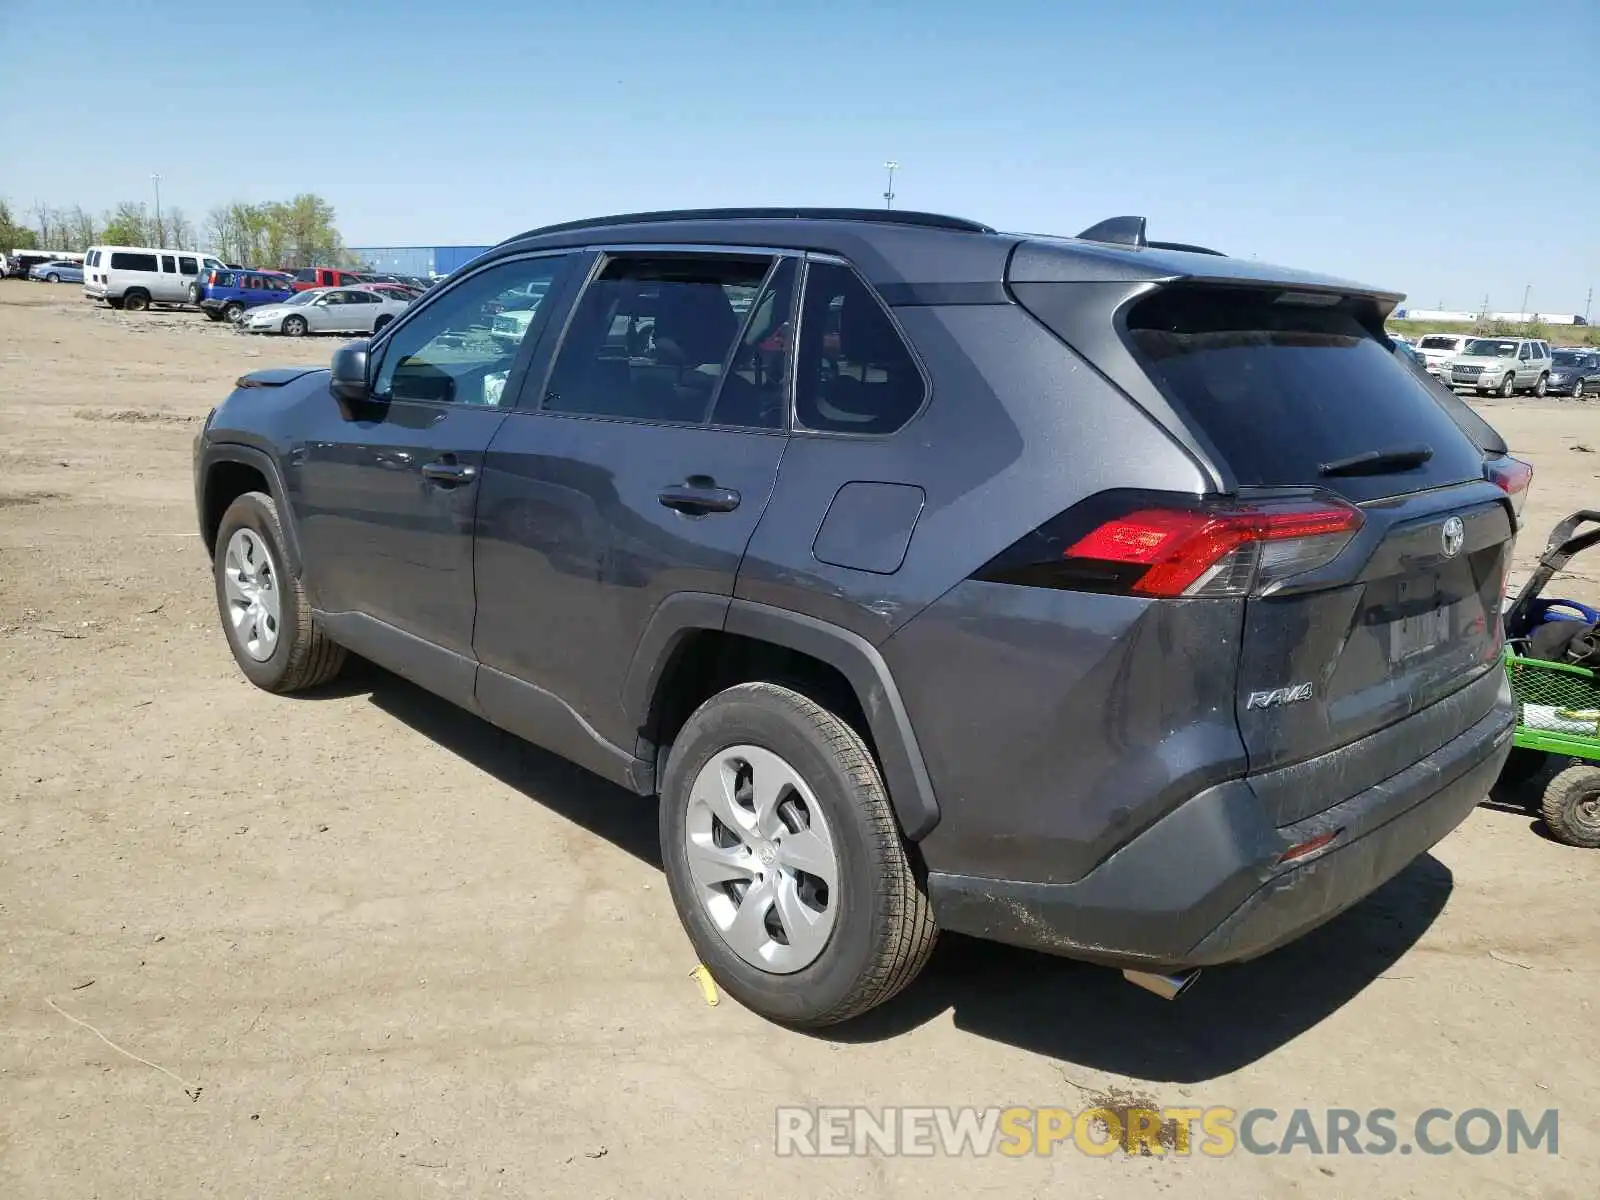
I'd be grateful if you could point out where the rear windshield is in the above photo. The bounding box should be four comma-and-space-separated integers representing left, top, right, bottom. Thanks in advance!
1418, 335, 1461, 350
1125, 286, 1487, 495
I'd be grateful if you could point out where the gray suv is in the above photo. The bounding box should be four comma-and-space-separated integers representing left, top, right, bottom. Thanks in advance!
193, 208, 1524, 1025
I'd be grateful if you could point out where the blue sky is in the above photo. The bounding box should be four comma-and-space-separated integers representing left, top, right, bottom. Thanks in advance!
2, 0, 1595, 314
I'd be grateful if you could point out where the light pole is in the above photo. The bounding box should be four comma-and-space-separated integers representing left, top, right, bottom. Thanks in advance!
1521, 283, 1531, 321
151, 172, 163, 248
882, 160, 898, 210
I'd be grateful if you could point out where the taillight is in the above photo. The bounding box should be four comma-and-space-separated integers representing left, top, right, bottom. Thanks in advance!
1485, 455, 1532, 519
974, 490, 1363, 599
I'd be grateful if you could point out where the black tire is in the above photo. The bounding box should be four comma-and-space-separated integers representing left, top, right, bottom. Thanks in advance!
659, 682, 936, 1027
46, 272, 60, 283
204, 309, 225, 322
122, 290, 149, 312
1533, 373, 1548, 397
1539, 764, 1600, 848
282, 314, 307, 337
224, 301, 245, 322
1498, 373, 1515, 398
373, 313, 393, 335
212, 491, 345, 693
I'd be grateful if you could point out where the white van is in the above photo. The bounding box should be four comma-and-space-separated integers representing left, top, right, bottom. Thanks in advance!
83, 245, 226, 311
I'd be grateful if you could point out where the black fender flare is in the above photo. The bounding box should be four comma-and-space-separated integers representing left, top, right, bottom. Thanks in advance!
198, 441, 303, 574
623, 594, 941, 840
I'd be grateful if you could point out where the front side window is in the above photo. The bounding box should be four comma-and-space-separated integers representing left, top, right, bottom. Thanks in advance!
543, 254, 771, 423
161, 255, 177, 273
793, 261, 925, 435
373, 254, 569, 407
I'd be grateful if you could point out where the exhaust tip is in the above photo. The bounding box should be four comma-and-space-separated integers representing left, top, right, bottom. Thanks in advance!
1122, 967, 1201, 1001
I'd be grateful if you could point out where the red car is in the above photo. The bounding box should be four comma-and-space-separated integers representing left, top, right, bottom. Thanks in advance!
290, 267, 366, 292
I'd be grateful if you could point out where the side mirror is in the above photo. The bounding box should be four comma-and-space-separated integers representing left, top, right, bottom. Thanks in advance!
330, 341, 370, 409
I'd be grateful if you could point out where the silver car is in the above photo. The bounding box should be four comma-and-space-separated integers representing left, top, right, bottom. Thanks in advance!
240, 286, 411, 337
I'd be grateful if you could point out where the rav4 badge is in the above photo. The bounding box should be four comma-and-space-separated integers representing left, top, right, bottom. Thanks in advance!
1246, 682, 1315, 710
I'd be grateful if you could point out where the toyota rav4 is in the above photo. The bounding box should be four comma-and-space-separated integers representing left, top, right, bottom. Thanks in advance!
193, 207, 1525, 1025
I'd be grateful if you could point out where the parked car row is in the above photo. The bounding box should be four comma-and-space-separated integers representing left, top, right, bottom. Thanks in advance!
66, 242, 433, 335
1400, 332, 1600, 398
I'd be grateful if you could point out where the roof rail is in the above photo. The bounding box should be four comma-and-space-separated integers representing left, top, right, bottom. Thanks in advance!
507, 207, 996, 242
1074, 215, 1226, 257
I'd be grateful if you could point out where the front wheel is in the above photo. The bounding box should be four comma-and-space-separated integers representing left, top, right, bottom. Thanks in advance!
1533, 373, 1548, 397
373, 313, 393, 335
188, 283, 202, 304
224, 301, 245, 322
659, 682, 936, 1027
282, 314, 307, 337
1498, 373, 1516, 398
1575, 380, 1586, 400
46, 272, 60, 284
213, 491, 345, 692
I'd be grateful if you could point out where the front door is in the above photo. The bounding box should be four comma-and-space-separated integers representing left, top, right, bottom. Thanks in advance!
472, 251, 798, 762
293, 251, 577, 702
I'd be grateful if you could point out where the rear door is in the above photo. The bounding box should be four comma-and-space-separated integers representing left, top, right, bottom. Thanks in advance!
1116, 285, 1515, 790
156, 253, 184, 302
471, 250, 796, 757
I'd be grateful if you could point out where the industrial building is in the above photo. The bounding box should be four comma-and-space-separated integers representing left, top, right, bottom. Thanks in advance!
347, 244, 494, 279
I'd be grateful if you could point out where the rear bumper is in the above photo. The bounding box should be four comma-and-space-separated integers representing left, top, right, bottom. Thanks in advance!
927, 675, 1514, 969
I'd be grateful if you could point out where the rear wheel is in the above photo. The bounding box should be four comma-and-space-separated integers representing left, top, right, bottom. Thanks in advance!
1540, 764, 1600, 848
659, 682, 936, 1027
188, 283, 202, 304
46, 272, 60, 283
224, 301, 245, 322
1533, 373, 1548, 397
282, 314, 307, 337
122, 290, 149, 312
1498, 373, 1515, 398
1575, 380, 1587, 400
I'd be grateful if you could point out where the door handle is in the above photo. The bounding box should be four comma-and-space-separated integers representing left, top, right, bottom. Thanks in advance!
658, 480, 741, 514
421, 459, 477, 486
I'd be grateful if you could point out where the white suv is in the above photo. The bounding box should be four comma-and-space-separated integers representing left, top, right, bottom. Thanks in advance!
1446, 336, 1553, 397
1414, 333, 1472, 380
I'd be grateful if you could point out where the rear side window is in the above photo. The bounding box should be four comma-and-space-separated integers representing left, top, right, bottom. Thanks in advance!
544, 254, 772, 424
110, 252, 158, 272
1125, 286, 1486, 495
161, 255, 176, 273
179, 256, 197, 274
794, 262, 924, 435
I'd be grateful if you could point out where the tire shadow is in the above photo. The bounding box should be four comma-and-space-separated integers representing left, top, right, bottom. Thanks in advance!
340, 664, 1453, 1081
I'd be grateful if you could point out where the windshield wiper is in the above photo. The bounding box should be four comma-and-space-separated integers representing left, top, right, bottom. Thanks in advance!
1318, 444, 1434, 477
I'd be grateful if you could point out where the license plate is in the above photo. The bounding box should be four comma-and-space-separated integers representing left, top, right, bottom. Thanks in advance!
1390, 606, 1452, 662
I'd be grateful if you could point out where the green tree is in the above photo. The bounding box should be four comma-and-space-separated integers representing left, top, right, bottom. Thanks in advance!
101, 201, 157, 247
0, 200, 39, 250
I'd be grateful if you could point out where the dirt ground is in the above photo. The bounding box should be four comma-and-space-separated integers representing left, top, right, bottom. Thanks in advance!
2, 281, 1597, 1199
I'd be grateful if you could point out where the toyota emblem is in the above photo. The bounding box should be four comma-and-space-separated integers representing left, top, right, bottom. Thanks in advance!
1441, 516, 1465, 558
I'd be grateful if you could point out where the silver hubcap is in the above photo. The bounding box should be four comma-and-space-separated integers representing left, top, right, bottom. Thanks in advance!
684, 745, 839, 973
222, 528, 282, 661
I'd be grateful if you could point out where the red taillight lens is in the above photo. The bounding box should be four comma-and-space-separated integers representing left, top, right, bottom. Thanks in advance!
1066, 503, 1361, 597
1485, 455, 1532, 519
975, 490, 1364, 598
